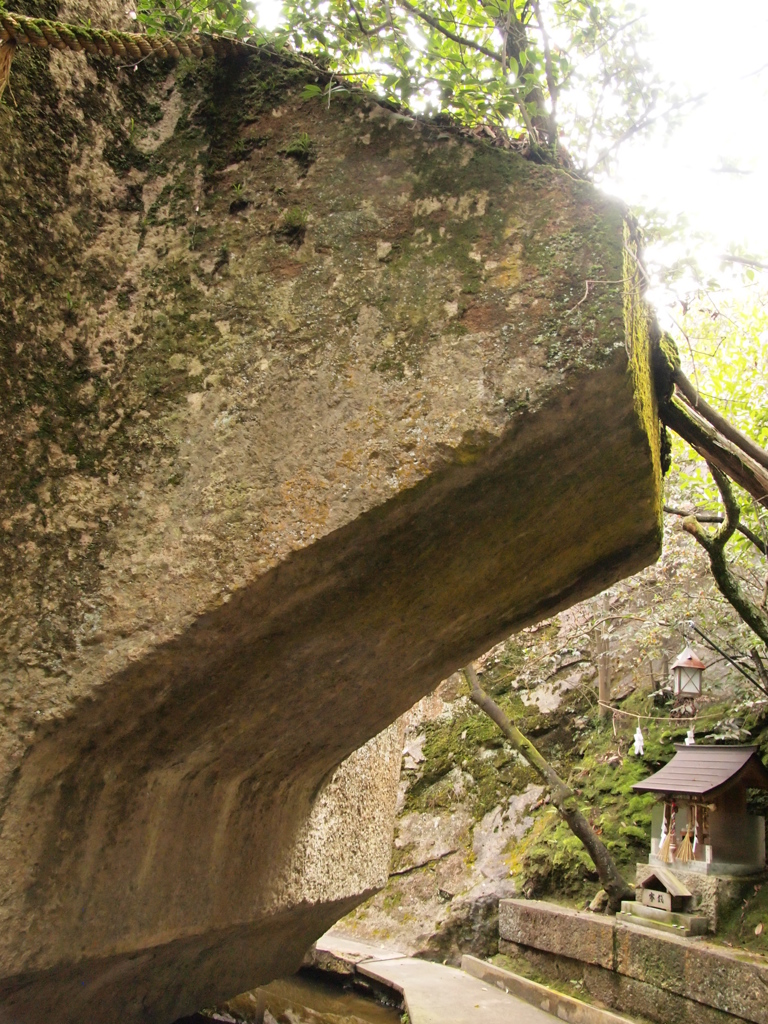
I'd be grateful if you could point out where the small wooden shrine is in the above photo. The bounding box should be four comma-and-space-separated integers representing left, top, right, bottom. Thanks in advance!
633, 744, 768, 875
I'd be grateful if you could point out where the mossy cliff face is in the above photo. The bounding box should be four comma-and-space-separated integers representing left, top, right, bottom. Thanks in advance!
0, 21, 661, 1024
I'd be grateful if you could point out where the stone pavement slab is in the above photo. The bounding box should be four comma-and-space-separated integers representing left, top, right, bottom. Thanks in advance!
358, 956, 557, 1024
315, 931, 408, 963
317, 930, 609, 1023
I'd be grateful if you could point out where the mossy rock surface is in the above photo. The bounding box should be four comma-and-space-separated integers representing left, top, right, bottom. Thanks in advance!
0, 20, 661, 1024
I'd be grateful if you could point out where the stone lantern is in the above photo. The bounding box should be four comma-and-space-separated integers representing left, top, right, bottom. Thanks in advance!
671, 646, 705, 696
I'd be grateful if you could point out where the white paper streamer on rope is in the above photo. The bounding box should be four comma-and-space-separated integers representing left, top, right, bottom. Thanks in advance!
659, 802, 672, 862
633, 724, 644, 756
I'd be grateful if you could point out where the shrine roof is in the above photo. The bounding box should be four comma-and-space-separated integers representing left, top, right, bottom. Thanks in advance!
639, 866, 692, 897
633, 744, 768, 797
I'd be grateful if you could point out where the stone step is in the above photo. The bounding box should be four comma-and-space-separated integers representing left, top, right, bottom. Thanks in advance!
462, 954, 637, 1024
619, 900, 709, 937
617, 910, 688, 936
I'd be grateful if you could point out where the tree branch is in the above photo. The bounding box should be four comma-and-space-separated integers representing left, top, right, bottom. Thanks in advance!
530, 0, 558, 113
478, 0, 557, 153
687, 621, 768, 695
464, 664, 633, 912
719, 254, 768, 272
585, 93, 705, 175
660, 397, 768, 510
673, 368, 768, 473
681, 467, 768, 650
750, 648, 768, 690
347, 0, 391, 38
664, 505, 767, 554
397, 0, 502, 63
711, 463, 740, 545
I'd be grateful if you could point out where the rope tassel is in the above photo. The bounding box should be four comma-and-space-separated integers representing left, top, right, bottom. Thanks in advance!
0, 39, 14, 102
633, 724, 644, 755
676, 825, 693, 862
658, 801, 672, 862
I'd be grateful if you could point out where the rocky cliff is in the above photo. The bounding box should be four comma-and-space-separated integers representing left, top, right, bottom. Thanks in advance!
337, 516, 768, 964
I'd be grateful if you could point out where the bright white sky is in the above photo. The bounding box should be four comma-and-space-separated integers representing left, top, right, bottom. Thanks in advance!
604, 0, 768, 308
255, 0, 768, 309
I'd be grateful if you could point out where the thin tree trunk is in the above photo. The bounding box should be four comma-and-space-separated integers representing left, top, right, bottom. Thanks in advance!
598, 650, 611, 718
478, 0, 558, 155
673, 368, 768, 473
661, 397, 768, 509
464, 664, 633, 912
597, 596, 611, 719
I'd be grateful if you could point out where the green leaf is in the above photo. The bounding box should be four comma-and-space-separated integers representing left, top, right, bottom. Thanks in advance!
170, 0, 676, 172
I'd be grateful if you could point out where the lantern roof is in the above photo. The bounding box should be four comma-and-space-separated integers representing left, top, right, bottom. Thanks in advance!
633, 744, 768, 797
671, 646, 705, 671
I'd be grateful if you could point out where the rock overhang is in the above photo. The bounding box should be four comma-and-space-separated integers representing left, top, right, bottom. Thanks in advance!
0, 40, 662, 1024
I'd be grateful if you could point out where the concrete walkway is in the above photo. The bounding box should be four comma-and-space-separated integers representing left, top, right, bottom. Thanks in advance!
314, 932, 565, 1024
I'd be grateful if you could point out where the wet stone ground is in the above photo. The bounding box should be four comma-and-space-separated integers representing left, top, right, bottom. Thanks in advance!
175, 971, 403, 1024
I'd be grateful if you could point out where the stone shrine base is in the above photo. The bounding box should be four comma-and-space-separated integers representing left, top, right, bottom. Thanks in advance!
648, 853, 764, 877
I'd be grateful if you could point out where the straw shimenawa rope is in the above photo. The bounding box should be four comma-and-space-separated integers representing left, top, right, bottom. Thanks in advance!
0, 8, 528, 155
0, 34, 13, 99
0, 9, 258, 96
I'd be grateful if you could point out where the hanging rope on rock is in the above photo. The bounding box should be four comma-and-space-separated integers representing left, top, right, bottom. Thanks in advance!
0, 8, 258, 99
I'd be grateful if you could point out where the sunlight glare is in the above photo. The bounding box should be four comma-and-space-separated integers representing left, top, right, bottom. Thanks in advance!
254, 0, 283, 30
605, 0, 768, 299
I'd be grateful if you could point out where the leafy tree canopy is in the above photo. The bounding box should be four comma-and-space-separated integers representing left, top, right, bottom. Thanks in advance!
663, 289, 768, 687
135, 0, 679, 173
673, 290, 768, 505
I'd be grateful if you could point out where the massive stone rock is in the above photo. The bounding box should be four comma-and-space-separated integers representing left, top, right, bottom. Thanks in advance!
0, 18, 662, 1024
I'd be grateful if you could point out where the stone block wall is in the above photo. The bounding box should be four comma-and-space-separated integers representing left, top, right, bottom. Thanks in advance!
500, 898, 768, 1024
